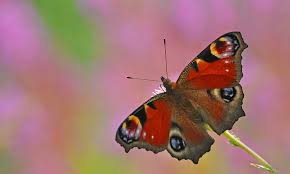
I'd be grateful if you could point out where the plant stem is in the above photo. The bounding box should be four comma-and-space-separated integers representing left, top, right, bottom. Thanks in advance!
204, 124, 277, 173
222, 130, 277, 174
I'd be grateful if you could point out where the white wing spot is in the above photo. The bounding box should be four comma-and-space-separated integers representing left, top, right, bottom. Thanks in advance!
152, 85, 166, 96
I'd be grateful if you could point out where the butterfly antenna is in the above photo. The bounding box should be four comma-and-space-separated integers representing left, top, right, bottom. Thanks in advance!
126, 76, 160, 82
163, 39, 169, 79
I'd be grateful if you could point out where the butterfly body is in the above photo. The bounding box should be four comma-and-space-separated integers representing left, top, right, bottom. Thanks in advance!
116, 32, 248, 164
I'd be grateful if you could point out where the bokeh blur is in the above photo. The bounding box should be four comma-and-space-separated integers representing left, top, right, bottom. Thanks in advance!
0, 0, 289, 174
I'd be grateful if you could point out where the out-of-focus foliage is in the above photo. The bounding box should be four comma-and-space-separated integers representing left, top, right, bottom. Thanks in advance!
71, 150, 134, 174
32, 0, 103, 64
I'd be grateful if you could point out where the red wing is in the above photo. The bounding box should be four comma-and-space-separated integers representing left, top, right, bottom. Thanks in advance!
115, 93, 172, 153
177, 32, 247, 89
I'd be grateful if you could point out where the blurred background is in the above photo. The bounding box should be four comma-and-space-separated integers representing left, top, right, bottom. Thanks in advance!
0, 0, 290, 174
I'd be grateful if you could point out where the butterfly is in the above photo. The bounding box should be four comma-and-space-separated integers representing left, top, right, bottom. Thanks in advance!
115, 32, 248, 164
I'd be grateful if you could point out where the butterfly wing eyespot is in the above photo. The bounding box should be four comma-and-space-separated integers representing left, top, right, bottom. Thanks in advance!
210, 36, 239, 59
118, 115, 143, 144
170, 136, 186, 152
220, 87, 236, 103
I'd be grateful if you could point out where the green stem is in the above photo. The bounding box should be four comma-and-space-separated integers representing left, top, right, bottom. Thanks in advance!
204, 124, 277, 173
222, 130, 277, 174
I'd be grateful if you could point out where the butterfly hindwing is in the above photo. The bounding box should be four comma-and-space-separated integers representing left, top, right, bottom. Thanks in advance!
167, 106, 214, 164
205, 85, 245, 134
177, 32, 247, 89
181, 84, 245, 135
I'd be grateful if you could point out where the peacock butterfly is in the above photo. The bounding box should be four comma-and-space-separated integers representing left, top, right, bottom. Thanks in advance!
115, 32, 248, 164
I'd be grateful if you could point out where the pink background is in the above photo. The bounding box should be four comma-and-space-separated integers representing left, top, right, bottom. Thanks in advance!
0, 0, 289, 174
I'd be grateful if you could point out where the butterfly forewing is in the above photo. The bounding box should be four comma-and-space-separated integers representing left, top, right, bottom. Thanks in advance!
177, 32, 248, 89
116, 93, 172, 153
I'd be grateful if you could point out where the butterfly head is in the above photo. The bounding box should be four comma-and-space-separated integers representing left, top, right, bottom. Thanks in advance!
161, 76, 176, 91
